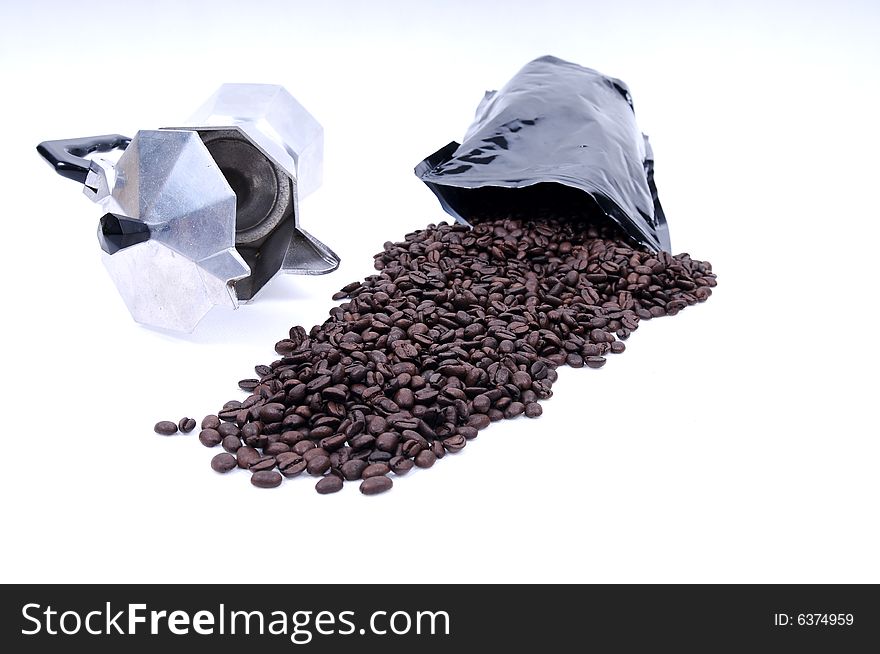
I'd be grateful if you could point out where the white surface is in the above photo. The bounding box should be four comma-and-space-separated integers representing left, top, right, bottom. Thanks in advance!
0, 0, 878, 584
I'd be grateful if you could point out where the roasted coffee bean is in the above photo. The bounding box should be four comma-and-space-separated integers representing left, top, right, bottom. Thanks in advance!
217, 423, 240, 438
259, 404, 285, 423
362, 462, 391, 479
442, 434, 467, 452
249, 455, 276, 472
302, 447, 329, 463
360, 475, 393, 495
306, 455, 331, 476
210, 453, 237, 473
293, 440, 316, 456
265, 442, 291, 456
198, 428, 222, 447
201, 415, 220, 430
222, 435, 242, 453
315, 475, 344, 494
375, 432, 400, 452
504, 402, 525, 419
178, 417, 197, 433
468, 414, 491, 430
251, 470, 282, 489
389, 456, 415, 475
277, 454, 307, 478
194, 213, 713, 496
341, 459, 368, 481
472, 394, 491, 414
525, 402, 543, 418
414, 449, 436, 469
236, 446, 261, 469
349, 434, 375, 450
154, 421, 178, 436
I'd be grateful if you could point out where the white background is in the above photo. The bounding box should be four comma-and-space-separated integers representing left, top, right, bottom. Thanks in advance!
1, 0, 878, 584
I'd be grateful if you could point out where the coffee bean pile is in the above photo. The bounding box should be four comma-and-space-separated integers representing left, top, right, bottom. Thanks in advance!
183, 212, 715, 495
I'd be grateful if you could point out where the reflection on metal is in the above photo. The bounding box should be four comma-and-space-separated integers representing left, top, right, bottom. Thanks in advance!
94, 129, 248, 332
37, 84, 340, 333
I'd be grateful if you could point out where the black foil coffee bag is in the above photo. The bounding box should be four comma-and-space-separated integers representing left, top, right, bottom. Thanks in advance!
415, 55, 671, 252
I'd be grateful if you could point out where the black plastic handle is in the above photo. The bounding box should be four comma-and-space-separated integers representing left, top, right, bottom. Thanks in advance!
36, 134, 131, 184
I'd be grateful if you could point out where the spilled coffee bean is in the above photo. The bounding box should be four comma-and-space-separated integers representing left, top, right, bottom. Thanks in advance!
159, 212, 715, 494
211, 453, 237, 473
154, 421, 178, 436
178, 417, 197, 433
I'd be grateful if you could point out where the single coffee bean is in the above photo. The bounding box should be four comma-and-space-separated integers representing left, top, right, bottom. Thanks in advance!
222, 435, 242, 453
306, 455, 331, 476
217, 423, 240, 438
249, 455, 276, 472
236, 446, 260, 470
292, 440, 317, 455
315, 475, 344, 494
362, 462, 391, 479
251, 470, 282, 488
504, 401, 525, 419
154, 421, 178, 436
472, 394, 491, 413
259, 404, 285, 423
360, 475, 393, 495
341, 459, 368, 481
414, 449, 436, 469
302, 447, 329, 463
585, 356, 607, 369
277, 453, 307, 477
442, 434, 467, 452
468, 414, 491, 430
389, 456, 415, 475
210, 452, 237, 473
198, 428, 222, 447
525, 402, 543, 418
201, 415, 221, 430
375, 432, 400, 453
178, 417, 197, 433
265, 442, 290, 456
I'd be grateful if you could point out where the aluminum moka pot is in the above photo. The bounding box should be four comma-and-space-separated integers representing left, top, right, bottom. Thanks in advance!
37, 84, 340, 332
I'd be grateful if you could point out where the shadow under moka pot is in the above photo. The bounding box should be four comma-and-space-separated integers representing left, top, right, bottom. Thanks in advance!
37, 84, 339, 332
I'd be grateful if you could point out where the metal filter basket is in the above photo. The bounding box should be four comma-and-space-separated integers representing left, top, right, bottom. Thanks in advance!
37, 83, 339, 332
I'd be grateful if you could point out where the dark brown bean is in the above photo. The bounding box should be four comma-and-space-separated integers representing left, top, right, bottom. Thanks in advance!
341, 459, 368, 481
211, 453, 237, 473
306, 455, 331, 476
236, 446, 260, 469
360, 476, 393, 495
217, 423, 240, 438
525, 402, 543, 418
198, 428, 222, 447
315, 475, 344, 494
154, 421, 178, 436
201, 415, 220, 430
362, 463, 391, 479
178, 417, 197, 433
389, 456, 415, 475
222, 435, 242, 453
249, 455, 276, 472
251, 470, 282, 488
